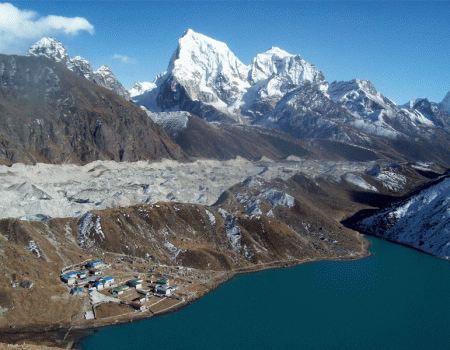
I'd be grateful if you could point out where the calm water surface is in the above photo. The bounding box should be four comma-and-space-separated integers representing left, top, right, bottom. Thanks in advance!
79, 237, 450, 349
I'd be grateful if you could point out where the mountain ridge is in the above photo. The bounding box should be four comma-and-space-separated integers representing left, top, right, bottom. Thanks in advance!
128, 29, 450, 166
0, 54, 185, 165
28, 37, 130, 100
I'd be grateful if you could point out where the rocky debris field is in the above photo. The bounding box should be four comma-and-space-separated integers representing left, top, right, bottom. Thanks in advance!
0, 157, 434, 221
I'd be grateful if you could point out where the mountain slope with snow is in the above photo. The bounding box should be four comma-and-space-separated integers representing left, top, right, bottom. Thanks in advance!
356, 172, 450, 259
327, 79, 437, 139
28, 37, 130, 100
402, 98, 450, 131
132, 29, 326, 123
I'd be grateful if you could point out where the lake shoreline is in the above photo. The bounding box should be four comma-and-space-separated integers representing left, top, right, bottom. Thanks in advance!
0, 238, 371, 349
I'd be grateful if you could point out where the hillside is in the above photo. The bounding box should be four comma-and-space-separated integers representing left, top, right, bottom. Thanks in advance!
0, 156, 441, 347
352, 171, 450, 259
0, 54, 185, 165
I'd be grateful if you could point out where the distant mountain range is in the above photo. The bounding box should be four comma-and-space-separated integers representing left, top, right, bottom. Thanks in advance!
0, 31, 449, 165
129, 29, 450, 165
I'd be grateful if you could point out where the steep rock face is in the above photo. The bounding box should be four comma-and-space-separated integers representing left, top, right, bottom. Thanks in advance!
0, 54, 185, 164
242, 47, 325, 120
355, 172, 450, 259
328, 79, 435, 139
132, 30, 326, 124
440, 90, 450, 113
168, 29, 249, 106
257, 83, 362, 142
93, 65, 130, 99
153, 30, 250, 123
403, 98, 450, 131
129, 81, 157, 98
67, 56, 95, 81
28, 38, 130, 100
27, 37, 69, 65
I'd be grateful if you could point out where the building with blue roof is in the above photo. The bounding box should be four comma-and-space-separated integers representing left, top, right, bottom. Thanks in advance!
104, 276, 115, 286
87, 260, 103, 268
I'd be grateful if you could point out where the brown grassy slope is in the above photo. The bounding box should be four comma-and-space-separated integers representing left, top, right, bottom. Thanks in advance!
0, 164, 436, 335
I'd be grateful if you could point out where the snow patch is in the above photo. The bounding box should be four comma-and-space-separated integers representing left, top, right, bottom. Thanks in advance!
150, 111, 189, 138
205, 209, 216, 227
344, 173, 378, 192
164, 239, 181, 259
222, 213, 242, 252
259, 189, 295, 208
78, 212, 94, 248
27, 240, 40, 258
94, 217, 105, 242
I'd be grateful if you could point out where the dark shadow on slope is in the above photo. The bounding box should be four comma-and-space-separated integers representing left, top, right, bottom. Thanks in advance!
415, 169, 442, 180
350, 191, 399, 208
260, 133, 311, 158
315, 139, 380, 161
341, 208, 380, 232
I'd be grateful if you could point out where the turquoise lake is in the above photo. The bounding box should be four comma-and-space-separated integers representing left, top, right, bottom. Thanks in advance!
78, 237, 450, 349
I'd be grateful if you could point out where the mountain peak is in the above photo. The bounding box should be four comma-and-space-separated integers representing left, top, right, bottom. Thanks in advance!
264, 47, 291, 56
401, 98, 428, 109
167, 29, 250, 106
248, 45, 323, 86
440, 90, 450, 113
182, 28, 196, 37
28, 37, 69, 65
28, 38, 129, 100
97, 65, 112, 73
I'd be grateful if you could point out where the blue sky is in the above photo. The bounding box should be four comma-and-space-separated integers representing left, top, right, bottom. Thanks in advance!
1, 1, 450, 104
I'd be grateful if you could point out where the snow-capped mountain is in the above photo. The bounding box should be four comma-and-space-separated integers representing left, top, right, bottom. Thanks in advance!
131, 30, 445, 131
129, 29, 450, 165
256, 82, 358, 142
28, 37, 70, 65
67, 55, 95, 80
92, 65, 130, 99
248, 47, 324, 86
356, 171, 450, 259
129, 82, 157, 98
241, 47, 325, 120
28, 37, 130, 100
168, 29, 250, 106
327, 79, 437, 139
132, 29, 326, 123
402, 98, 450, 131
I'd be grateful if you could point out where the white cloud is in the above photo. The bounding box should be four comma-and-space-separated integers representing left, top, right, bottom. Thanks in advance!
0, 3, 94, 54
113, 54, 135, 64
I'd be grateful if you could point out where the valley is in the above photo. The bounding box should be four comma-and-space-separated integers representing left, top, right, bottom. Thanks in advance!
0, 156, 441, 348
0, 14, 450, 349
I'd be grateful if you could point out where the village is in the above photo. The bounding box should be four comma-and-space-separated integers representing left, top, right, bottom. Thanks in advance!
59, 256, 227, 324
